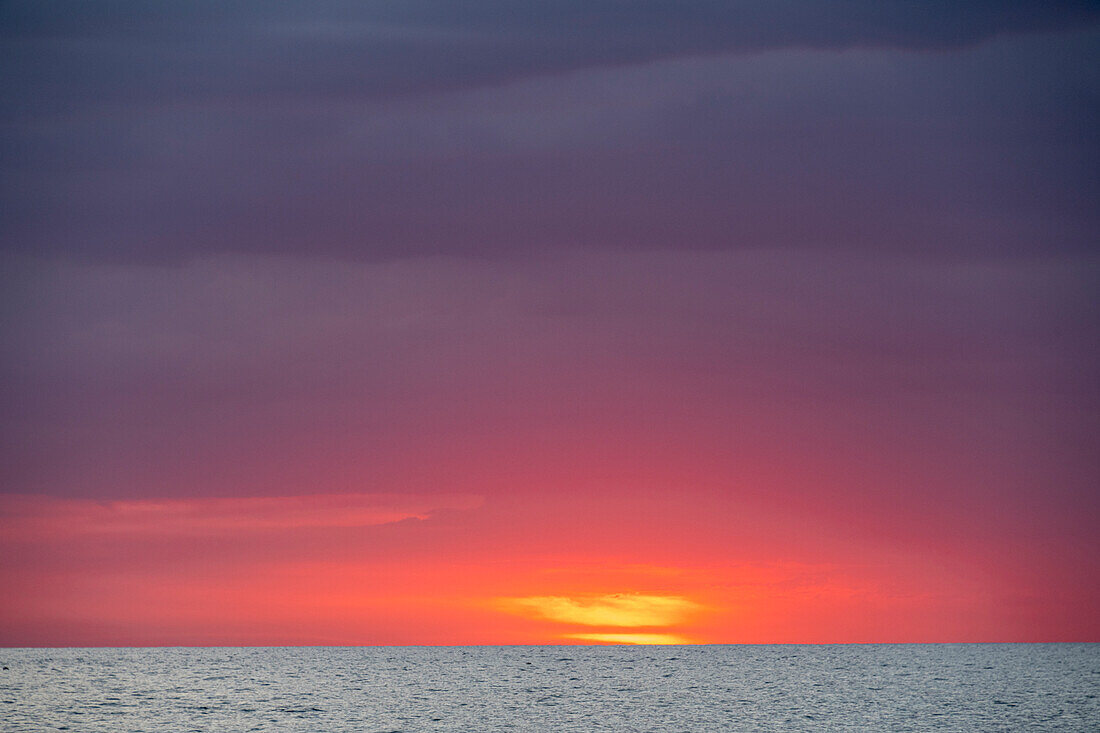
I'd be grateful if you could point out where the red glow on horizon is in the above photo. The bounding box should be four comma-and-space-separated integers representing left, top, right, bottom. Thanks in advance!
2, 490, 1096, 646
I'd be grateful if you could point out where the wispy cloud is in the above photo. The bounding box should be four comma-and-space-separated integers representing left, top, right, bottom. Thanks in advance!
0, 493, 483, 538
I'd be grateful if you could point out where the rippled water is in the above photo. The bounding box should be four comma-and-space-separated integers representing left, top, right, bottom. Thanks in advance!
2, 644, 1097, 731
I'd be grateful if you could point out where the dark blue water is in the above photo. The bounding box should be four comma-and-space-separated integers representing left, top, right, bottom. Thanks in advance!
2, 644, 1097, 731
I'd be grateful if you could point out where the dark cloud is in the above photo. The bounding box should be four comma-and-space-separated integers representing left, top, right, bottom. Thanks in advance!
2, 25, 1097, 262
1, 3, 1097, 263
3, 2, 1097, 109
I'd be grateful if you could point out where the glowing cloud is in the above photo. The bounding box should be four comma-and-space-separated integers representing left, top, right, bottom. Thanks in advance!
499, 593, 702, 628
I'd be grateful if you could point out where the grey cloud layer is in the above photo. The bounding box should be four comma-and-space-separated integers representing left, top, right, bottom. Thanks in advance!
3, 249, 1095, 506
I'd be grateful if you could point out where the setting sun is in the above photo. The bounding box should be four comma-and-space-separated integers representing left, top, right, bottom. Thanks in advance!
564, 633, 693, 645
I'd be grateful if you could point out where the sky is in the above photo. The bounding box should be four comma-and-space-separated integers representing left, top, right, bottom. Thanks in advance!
1, 1, 1098, 646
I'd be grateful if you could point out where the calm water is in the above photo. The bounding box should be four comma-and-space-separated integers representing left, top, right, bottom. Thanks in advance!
2, 645, 1097, 731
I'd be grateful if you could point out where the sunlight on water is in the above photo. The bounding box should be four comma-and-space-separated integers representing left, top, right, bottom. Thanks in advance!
2, 645, 1097, 731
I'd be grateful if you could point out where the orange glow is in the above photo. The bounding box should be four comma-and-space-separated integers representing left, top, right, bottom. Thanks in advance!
1, 487, 1096, 645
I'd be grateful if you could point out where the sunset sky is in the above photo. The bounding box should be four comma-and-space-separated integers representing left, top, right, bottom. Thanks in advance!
1, 2, 1098, 646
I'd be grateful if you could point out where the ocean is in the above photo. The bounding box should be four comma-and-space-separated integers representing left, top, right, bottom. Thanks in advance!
2, 644, 1097, 731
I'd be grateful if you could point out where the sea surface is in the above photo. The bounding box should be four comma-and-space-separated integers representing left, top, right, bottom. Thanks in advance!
1, 644, 1097, 731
